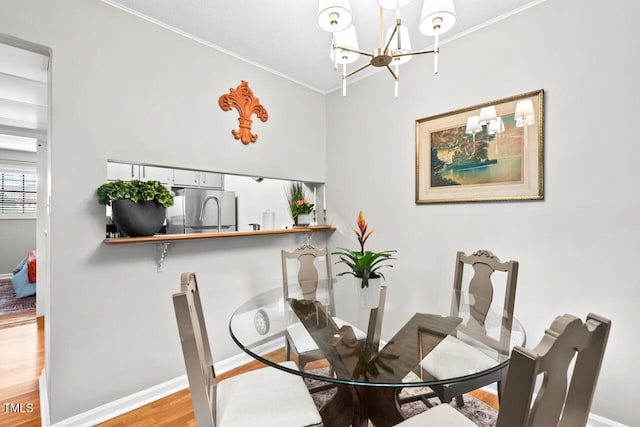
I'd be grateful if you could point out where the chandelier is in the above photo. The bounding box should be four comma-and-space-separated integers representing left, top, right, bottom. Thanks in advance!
317, 0, 456, 97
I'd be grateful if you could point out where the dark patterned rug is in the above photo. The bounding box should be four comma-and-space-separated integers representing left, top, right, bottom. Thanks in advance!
306, 368, 497, 426
0, 278, 36, 316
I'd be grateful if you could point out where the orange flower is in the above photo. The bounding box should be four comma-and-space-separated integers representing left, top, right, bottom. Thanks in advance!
353, 210, 375, 253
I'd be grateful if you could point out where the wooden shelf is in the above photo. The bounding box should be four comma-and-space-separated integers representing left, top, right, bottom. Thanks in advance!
103, 225, 335, 245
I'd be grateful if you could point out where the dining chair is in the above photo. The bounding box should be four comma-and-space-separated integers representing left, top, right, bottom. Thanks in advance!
282, 244, 367, 370
413, 249, 519, 407
395, 312, 611, 426
173, 272, 323, 427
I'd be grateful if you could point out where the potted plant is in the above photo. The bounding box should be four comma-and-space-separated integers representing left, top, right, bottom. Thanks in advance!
332, 211, 396, 307
97, 179, 174, 237
285, 181, 314, 227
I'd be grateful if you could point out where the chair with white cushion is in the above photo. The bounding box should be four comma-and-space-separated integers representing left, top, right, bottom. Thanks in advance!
282, 245, 366, 370
420, 249, 519, 406
396, 312, 611, 427
173, 272, 323, 427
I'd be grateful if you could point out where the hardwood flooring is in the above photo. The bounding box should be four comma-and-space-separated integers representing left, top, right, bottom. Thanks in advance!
0, 318, 498, 427
0, 315, 42, 427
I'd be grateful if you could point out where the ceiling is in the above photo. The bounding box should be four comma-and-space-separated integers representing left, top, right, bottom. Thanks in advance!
104, 0, 543, 94
0, 43, 48, 152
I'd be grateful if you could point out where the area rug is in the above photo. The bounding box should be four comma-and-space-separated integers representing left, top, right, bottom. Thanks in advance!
306, 368, 497, 426
0, 278, 36, 316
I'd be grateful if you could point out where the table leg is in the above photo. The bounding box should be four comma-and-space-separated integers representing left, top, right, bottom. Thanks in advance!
367, 387, 406, 427
319, 385, 405, 427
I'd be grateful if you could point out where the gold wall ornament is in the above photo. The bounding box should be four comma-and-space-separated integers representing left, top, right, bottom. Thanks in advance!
218, 80, 269, 144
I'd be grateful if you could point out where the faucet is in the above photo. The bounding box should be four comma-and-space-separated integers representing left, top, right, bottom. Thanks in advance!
199, 195, 221, 232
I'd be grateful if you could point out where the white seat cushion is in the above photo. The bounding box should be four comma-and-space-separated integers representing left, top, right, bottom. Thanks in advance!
420, 335, 498, 379
288, 317, 367, 353
396, 403, 476, 426
217, 361, 322, 427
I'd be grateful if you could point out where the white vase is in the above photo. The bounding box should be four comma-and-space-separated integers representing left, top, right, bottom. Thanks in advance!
295, 213, 311, 227
358, 277, 382, 309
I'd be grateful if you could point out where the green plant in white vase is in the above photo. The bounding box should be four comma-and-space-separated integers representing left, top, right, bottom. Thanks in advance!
332, 211, 396, 288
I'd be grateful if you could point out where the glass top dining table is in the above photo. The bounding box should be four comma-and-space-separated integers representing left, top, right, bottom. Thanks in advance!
229, 279, 525, 427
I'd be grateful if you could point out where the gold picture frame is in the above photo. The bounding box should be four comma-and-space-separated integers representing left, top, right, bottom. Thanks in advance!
416, 90, 544, 204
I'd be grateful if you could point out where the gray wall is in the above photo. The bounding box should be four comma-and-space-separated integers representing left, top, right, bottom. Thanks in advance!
0, 0, 327, 423
325, 0, 638, 425
0, 219, 36, 274
0, 149, 37, 274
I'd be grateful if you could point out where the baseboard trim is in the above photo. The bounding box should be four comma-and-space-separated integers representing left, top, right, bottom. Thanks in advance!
41, 336, 625, 427
476, 386, 626, 427
42, 339, 283, 426
587, 414, 629, 427
39, 369, 50, 426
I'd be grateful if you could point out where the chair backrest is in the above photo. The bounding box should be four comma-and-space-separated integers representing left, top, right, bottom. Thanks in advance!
497, 313, 611, 427
282, 244, 336, 316
451, 249, 519, 354
173, 272, 216, 427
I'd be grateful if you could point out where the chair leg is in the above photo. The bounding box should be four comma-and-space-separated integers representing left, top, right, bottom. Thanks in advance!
285, 339, 291, 361
454, 395, 464, 407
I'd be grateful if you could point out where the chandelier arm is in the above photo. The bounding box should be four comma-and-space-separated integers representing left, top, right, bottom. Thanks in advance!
333, 44, 373, 58
394, 47, 437, 58
344, 62, 372, 79
385, 65, 398, 80
384, 22, 399, 52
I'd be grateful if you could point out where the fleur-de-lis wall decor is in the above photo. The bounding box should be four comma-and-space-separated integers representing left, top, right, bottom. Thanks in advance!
218, 80, 269, 144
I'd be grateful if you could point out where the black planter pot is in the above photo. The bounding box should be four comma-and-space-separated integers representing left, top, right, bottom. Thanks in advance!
112, 199, 166, 237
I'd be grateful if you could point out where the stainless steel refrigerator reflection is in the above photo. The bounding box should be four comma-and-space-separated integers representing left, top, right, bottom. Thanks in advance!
166, 188, 237, 234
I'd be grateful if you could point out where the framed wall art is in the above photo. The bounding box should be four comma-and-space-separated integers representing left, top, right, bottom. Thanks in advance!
415, 89, 544, 204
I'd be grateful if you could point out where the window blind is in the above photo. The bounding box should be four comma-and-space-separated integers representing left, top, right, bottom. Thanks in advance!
0, 168, 37, 217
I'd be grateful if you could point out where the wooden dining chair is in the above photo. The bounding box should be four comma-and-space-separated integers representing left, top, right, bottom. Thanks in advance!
173, 272, 323, 427
395, 312, 611, 427
282, 244, 366, 371
418, 249, 519, 407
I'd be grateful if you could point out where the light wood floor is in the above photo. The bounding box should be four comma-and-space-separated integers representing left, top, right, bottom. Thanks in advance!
0, 317, 498, 426
0, 314, 42, 427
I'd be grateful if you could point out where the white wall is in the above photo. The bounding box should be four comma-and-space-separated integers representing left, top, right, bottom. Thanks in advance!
326, 0, 638, 425
0, 0, 328, 423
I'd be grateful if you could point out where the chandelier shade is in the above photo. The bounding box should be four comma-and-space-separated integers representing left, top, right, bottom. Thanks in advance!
317, 0, 353, 32
386, 24, 413, 65
478, 106, 497, 125
330, 24, 360, 64
515, 99, 535, 127
465, 115, 482, 135
419, 0, 456, 35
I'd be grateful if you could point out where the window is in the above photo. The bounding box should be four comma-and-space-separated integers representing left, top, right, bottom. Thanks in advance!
0, 164, 37, 218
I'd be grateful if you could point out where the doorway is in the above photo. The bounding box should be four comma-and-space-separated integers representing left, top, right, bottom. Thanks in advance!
0, 39, 50, 326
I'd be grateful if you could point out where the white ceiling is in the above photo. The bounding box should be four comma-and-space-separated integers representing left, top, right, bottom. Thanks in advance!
0, 43, 48, 152
103, 0, 543, 94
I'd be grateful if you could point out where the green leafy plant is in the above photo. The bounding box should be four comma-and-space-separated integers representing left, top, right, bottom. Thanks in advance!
291, 199, 314, 216
285, 181, 314, 220
97, 179, 174, 208
332, 211, 396, 288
